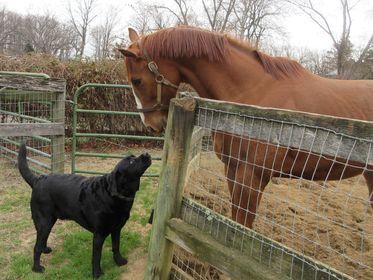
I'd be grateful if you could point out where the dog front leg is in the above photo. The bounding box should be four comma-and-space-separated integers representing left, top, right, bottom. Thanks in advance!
92, 232, 105, 279
111, 229, 128, 266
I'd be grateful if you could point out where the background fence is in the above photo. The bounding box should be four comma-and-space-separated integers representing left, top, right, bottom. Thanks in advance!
0, 72, 65, 175
71, 83, 163, 177
146, 96, 373, 280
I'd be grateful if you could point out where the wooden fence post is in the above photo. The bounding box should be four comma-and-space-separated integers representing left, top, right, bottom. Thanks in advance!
51, 87, 65, 173
145, 97, 196, 280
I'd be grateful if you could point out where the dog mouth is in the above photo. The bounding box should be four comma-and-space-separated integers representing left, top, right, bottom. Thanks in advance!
139, 153, 152, 167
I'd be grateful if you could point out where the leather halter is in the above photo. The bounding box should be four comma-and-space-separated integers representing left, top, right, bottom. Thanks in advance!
135, 42, 179, 113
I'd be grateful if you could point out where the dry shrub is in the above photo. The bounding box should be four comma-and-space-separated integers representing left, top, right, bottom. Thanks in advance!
0, 54, 157, 139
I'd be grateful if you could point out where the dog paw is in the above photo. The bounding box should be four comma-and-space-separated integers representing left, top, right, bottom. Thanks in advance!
32, 265, 45, 273
43, 246, 52, 254
93, 271, 104, 279
114, 256, 128, 266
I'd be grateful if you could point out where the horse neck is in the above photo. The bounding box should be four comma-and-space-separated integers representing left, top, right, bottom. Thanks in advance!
176, 46, 276, 103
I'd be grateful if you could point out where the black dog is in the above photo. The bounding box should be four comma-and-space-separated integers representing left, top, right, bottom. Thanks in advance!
18, 144, 151, 278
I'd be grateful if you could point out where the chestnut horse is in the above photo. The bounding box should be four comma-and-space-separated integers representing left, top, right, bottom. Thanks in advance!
119, 26, 373, 228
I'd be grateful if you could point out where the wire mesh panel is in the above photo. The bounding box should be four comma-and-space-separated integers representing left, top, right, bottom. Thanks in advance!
0, 136, 55, 175
176, 98, 372, 279
0, 74, 65, 177
171, 245, 228, 280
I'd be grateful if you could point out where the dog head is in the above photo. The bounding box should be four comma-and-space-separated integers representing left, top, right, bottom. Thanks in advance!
108, 153, 152, 199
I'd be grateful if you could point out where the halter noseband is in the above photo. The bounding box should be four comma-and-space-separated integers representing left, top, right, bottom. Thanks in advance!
135, 43, 179, 113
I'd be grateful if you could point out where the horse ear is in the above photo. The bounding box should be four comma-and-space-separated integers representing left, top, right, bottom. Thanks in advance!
117, 48, 138, 58
128, 28, 140, 42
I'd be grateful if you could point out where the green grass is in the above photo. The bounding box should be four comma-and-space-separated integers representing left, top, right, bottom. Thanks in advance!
0, 159, 160, 280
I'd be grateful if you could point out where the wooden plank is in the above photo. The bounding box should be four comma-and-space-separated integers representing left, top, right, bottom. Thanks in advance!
180, 198, 352, 280
0, 123, 64, 137
189, 127, 210, 160
145, 97, 196, 280
166, 218, 280, 280
51, 90, 65, 173
0, 75, 65, 93
195, 98, 373, 166
170, 264, 195, 280
195, 97, 373, 139
0, 90, 59, 101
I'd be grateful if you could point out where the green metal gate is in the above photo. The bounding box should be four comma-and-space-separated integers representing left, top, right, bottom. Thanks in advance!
71, 83, 163, 177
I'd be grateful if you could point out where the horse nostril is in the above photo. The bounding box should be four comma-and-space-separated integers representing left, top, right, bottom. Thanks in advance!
131, 78, 141, 87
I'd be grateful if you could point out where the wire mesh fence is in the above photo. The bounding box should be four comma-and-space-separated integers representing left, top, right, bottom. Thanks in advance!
0, 74, 65, 178
178, 100, 372, 279
148, 97, 372, 280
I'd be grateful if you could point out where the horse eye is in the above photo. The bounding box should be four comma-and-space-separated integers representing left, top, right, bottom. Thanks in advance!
131, 78, 141, 87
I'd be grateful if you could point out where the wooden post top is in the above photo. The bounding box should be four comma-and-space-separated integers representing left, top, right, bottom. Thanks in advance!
0, 75, 66, 93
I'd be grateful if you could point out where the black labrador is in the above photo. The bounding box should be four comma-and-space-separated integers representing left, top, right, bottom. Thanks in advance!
17, 143, 151, 278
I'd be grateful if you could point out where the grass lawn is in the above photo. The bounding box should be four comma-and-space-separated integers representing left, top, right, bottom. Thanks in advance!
0, 155, 160, 280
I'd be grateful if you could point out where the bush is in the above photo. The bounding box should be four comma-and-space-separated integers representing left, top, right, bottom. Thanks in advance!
0, 54, 154, 138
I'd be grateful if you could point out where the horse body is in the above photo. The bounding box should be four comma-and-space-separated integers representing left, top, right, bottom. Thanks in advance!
120, 27, 373, 228
179, 44, 373, 120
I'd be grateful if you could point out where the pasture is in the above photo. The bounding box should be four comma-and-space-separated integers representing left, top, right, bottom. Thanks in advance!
0, 151, 161, 280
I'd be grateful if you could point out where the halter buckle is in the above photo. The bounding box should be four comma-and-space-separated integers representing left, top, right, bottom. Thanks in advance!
155, 74, 165, 83
147, 61, 159, 74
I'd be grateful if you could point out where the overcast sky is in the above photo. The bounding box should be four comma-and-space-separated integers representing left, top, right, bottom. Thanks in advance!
1, 0, 372, 52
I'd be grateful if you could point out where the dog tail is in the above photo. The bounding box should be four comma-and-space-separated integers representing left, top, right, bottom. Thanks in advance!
18, 143, 38, 188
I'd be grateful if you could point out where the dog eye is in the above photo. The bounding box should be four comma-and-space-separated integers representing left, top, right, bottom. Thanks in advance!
130, 159, 135, 164
131, 78, 141, 87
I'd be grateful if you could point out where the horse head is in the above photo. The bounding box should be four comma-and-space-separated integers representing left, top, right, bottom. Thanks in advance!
118, 28, 181, 132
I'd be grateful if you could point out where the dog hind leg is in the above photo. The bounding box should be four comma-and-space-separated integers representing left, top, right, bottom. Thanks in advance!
32, 217, 56, 272
111, 229, 128, 266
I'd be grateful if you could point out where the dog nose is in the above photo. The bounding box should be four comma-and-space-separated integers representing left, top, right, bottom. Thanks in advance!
140, 153, 151, 162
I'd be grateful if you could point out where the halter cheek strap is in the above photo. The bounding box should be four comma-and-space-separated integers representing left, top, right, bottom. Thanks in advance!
135, 42, 179, 113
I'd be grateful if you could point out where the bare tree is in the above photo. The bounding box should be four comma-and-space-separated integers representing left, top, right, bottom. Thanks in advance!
91, 7, 119, 59
201, 0, 236, 32
68, 0, 97, 57
0, 7, 22, 54
0, 7, 77, 58
129, 1, 153, 35
21, 14, 77, 57
151, 6, 173, 29
286, 0, 361, 76
155, 0, 194, 25
233, 0, 283, 47
344, 33, 373, 78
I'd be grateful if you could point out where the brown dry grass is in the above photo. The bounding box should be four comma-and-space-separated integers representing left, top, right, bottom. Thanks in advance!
184, 152, 373, 280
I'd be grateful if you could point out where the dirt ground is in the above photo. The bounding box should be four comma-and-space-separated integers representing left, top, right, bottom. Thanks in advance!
184, 152, 373, 279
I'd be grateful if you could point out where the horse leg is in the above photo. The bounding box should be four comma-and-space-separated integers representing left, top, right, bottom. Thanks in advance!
227, 163, 270, 228
363, 171, 373, 209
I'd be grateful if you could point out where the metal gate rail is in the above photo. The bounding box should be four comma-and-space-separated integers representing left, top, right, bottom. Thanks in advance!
71, 83, 163, 177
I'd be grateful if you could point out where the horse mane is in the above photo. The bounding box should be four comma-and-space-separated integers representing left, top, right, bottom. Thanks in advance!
142, 26, 228, 62
141, 26, 305, 79
253, 50, 304, 79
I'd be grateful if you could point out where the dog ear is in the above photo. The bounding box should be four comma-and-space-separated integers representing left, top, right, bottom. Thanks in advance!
107, 171, 121, 197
